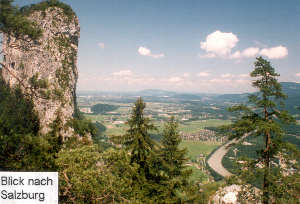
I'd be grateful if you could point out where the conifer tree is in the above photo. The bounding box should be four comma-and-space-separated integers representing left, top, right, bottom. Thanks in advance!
121, 97, 162, 201
226, 57, 299, 203
160, 116, 192, 202
123, 97, 156, 174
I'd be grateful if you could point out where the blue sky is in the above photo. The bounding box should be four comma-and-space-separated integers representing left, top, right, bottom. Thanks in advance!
16, 0, 300, 93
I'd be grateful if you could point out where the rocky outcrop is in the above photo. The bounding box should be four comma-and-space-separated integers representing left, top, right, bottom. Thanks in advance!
212, 184, 261, 204
2, 5, 80, 139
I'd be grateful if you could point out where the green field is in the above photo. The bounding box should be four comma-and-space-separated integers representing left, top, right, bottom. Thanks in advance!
180, 141, 220, 161
179, 119, 231, 133
180, 141, 220, 184
187, 165, 209, 183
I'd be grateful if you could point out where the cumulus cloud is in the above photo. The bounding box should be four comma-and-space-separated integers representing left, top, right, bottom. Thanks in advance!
239, 74, 249, 78
112, 70, 133, 77
138, 46, 165, 59
209, 78, 231, 83
221, 73, 234, 78
200, 30, 239, 57
78, 71, 255, 93
138, 47, 151, 56
200, 53, 216, 58
183, 73, 190, 77
197, 72, 211, 77
259, 46, 288, 59
200, 30, 288, 59
230, 47, 260, 59
98, 42, 105, 49
168, 77, 183, 83
231, 51, 241, 59
242, 47, 260, 57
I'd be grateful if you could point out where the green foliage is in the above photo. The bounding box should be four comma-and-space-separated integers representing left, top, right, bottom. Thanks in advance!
0, 78, 59, 170
20, 0, 76, 22
92, 122, 111, 150
120, 98, 165, 201
29, 73, 49, 89
122, 98, 157, 167
91, 103, 119, 114
56, 145, 142, 203
159, 117, 192, 202
70, 117, 97, 137
0, 0, 42, 40
224, 57, 299, 203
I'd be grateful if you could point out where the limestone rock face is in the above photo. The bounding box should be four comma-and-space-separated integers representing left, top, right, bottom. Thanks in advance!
2, 7, 80, 138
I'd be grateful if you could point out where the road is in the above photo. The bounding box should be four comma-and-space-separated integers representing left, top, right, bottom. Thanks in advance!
207, 134, 247, 178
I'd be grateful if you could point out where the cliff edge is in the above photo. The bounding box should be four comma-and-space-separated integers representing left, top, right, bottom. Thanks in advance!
2, 2, 80, 139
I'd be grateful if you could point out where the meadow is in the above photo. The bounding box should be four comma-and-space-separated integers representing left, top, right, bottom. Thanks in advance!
179, 119, 231, 133
180, 141, 220, 161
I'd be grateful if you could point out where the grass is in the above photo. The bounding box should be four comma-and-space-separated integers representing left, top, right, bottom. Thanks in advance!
222, 135, 264, 173
179, 119, 231, 133
180, 140, 220, 161
187, 165, 208, 183
180, 141, 220, 184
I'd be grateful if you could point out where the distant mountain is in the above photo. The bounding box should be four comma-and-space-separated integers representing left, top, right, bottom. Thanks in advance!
214, 93, 250, 104
212, 82, 300, 112
281, 82, 300, 95
77, 82, 300, 114
137, 89, 177, 97
280, 82, 300, 114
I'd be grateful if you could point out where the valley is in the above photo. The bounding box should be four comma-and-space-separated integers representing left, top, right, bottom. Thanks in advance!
77, 85, 300, 185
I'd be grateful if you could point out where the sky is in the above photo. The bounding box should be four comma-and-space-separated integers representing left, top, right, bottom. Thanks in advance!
16, 0, 300, 93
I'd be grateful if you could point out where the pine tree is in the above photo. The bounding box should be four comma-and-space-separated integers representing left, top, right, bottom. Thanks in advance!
123, 98, 156, 174
226, 57, 299, 203
121, 97, 163, 201
160, 116, 192, 203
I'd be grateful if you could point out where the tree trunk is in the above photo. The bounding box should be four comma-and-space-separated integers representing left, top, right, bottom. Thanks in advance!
263, 133, 270, 204
263, 106, 271, 204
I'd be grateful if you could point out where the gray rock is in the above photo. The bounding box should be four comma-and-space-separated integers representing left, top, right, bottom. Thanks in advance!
2, 7, 80, 139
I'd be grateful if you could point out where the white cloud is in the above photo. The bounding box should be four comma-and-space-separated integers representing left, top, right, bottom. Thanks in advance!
231, 47, 259, 59
200, 30, 239, 57
112, 70, 133, 77
200, 30, 288, 60
197, 72, 211, 77
78, 71, 256, 93
239, 74, 249, 78
138, 47, 151, 56
168, 77, 183, 83
259, 46, 288, 59
296, 73, 300, 77
221, 73, 234, 78
200, 53, 216, 58
183, 73, 190, 78
98, 42, 105, 49
235, 79, 249, 84
138, 46, 165, 59
231, 51, 241, 59
241, 47, 260, 58
209, 78, 231, 83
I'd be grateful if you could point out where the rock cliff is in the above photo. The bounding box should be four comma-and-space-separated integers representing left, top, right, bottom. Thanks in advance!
2, 4, 80, 139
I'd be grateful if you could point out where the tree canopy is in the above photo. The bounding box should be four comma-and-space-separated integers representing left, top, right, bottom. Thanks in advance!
224, 57, 300, 203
